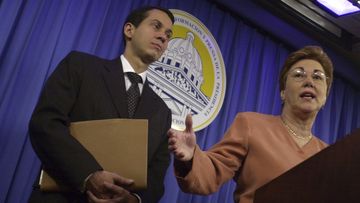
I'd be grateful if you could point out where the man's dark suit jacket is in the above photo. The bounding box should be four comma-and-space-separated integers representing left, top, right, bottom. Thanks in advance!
28, 51, 172, 203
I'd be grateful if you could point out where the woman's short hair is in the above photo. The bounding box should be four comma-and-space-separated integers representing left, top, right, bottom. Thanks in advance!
279, 46, 333, 96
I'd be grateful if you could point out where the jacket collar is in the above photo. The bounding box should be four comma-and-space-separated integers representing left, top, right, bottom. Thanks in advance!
102, 58, 159, 119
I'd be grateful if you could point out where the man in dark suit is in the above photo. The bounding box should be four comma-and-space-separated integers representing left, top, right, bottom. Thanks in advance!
28, 6, 174, 203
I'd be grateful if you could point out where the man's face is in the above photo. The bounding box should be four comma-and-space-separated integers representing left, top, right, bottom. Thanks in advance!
125, 9, 173, 64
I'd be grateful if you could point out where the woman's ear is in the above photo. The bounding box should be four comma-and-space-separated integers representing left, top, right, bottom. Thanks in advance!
280, 90, 285, 101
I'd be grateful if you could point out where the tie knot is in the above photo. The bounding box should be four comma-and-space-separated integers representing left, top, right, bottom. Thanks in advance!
127, 72, 142, 84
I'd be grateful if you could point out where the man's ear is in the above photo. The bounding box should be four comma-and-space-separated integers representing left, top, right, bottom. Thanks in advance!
124, 22, 135, 40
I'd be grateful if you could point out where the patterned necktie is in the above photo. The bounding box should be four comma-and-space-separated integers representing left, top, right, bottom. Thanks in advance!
126, 72, 142, 118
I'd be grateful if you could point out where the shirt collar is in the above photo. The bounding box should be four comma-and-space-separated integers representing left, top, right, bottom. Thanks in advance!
120, 55, 147, 84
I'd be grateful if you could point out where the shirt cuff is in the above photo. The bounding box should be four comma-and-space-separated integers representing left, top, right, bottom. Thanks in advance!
131, 193, 142, 203
80, 173, 93, 193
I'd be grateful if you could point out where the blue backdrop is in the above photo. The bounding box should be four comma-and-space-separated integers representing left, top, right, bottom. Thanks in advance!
1, 0, 360, 202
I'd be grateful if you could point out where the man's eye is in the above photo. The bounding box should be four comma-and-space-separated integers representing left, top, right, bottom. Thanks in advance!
166, 33, 172, 40
153, 23, 160, 30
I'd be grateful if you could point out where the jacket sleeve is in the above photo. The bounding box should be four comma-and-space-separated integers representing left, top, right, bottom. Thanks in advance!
29, 52, 102, 192
138, 107, 172, 202
174, 113, 249, 194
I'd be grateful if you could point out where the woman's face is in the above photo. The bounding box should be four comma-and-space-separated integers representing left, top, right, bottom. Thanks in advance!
281, 59, 328, 114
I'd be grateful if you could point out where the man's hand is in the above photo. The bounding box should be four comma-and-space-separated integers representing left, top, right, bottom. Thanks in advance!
167, 114, 196, 161
86, 171, 134, 200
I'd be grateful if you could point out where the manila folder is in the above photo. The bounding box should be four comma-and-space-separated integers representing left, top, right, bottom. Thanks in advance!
39, 118, 148, 192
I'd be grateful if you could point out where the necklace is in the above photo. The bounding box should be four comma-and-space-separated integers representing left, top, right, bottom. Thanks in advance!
281, 118, 312, 140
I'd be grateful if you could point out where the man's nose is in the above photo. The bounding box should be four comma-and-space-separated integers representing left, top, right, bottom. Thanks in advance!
157, 34, 166, 43
157, 30, 169, 43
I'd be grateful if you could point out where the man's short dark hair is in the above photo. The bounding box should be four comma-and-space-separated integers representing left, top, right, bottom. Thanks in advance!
122, 6, 174, 45
125, 6, 174, 27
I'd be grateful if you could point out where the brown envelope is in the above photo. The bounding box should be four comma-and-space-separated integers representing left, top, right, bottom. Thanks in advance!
39, 118, 148, 192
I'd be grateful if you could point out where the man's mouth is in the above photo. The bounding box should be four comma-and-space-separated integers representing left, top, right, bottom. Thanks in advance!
152, 43, 162, 51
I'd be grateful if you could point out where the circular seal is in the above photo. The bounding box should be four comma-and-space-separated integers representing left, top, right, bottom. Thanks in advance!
148, 9, 226, 131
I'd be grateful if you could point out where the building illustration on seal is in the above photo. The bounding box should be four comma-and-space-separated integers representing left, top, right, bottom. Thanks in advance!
148, 32, 208, 123
148, 9, 226, 131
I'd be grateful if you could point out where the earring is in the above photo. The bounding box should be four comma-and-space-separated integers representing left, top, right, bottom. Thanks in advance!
280, 95, 285, 103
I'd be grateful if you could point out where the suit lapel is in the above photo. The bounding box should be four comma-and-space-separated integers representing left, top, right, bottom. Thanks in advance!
102, 58, 159, 119
102, 58, 129, 118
